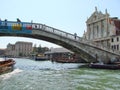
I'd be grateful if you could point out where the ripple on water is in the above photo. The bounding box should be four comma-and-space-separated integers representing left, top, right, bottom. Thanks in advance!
0, 69, 23, 80
1, 59, 120, 90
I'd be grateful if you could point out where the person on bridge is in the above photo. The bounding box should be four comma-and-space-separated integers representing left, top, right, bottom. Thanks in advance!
17, 18, 21, 22
74, 33, 77, 39
4, 19, 7, 26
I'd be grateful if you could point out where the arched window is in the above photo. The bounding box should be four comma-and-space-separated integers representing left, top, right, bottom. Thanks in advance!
117, 37, 119, 42
111, 38, 114, 42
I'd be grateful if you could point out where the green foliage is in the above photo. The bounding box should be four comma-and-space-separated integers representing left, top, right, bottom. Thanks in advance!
32, 44, 49, 54
19, 52, 23, 56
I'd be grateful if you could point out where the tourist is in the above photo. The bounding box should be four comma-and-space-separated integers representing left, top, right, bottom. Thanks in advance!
17, 18, 21, 22
74, 33, 77, 39
4, 19, 7, 26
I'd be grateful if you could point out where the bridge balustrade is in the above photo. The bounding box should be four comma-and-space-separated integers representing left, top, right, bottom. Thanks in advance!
44, 25, 54, 32
0, 21, 82, 41
0, 21, 33, 30
41, 24, 81, 41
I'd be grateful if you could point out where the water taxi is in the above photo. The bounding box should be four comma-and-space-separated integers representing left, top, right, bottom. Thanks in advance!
0, 59, 15, 74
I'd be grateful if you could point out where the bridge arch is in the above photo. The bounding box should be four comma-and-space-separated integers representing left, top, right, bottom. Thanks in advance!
0, 20, 119, 63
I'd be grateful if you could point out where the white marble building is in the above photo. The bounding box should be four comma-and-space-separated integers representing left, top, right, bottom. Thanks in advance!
83, 7, 120, 52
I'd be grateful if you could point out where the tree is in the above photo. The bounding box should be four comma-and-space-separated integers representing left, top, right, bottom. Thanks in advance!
33, 44, 37, 53
19, 52, 23, 57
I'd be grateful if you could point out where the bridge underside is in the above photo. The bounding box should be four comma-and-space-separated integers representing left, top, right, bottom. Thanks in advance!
0, 32, 96, 63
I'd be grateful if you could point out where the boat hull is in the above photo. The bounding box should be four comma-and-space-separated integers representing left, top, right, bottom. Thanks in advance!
89, 63, 120, 70
0, 59, 15, 75
35, 56, 48, 61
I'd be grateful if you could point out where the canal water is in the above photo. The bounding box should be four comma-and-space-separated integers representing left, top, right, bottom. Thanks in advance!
0, 58, 120, 90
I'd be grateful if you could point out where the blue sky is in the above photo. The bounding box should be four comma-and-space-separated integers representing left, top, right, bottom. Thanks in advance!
0, 0, 120, 48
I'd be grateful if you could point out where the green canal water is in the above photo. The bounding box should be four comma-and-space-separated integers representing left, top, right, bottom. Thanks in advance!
0, 58, 120, 90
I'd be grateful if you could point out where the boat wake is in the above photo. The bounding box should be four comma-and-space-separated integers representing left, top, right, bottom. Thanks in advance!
0, 68, 23, 80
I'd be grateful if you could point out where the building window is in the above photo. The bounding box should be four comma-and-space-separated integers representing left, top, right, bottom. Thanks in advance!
111, 38, 114, 42
114, 45, 116, 50
111, 45, 114, 50
117, 45, 119, 50
117, 37, 119, 42
97, 25, 99, 30
94, 15, 96, 20
101, 20, 104, 31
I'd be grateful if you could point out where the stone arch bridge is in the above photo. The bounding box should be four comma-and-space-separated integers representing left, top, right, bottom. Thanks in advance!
0, 21, 119, 63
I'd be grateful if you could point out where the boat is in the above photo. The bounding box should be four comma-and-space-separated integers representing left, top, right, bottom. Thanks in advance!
0, 59, 16, 75
34, 54, 48, 61
89, 63, 120, 70
35, 56, 48, 61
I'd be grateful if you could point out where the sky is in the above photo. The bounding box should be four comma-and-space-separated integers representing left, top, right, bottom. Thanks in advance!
0, 0, 120, 49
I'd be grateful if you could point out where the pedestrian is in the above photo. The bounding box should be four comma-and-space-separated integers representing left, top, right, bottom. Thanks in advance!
17, 18, 21, 26
4, 19, 7, 26
17, 18, 21, 22
74, 33, 77, 39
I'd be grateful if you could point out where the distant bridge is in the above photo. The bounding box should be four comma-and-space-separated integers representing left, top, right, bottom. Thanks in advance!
0, 20, 119, 63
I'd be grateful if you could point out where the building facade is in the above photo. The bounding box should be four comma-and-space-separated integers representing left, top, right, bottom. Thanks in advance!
0, 49, 6, 56
110, 36, 120, 53
6, 43, 15, 57
6, 41, 33, 57
83, 7, 120, 53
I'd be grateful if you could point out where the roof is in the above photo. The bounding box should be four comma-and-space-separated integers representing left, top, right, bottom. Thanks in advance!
45, 47, 73, 54
113, 19, 120, 31
0, 48, 6, 50
15, 41, 33, 44
86, 7, 109, 24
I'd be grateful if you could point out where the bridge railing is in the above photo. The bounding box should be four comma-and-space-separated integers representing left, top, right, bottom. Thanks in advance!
0, 21, 32, 27
0, 20, 82, 41
38, 23, 81, 41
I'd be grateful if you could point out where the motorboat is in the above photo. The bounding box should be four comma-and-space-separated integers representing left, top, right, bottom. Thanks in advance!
0, 59, 15, 74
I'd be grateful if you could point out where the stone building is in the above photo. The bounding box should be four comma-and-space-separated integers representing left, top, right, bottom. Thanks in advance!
15, 41, 33, 57
6, 43, 15, 57
83, 7, 120, 53
0, 49, 6, 56
6, 41, 33, 57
